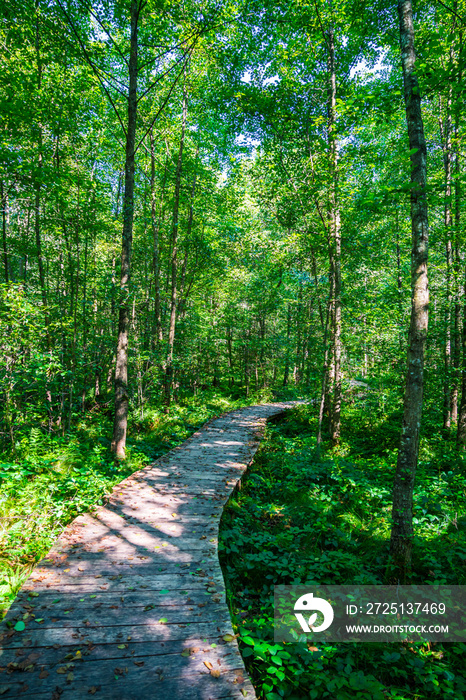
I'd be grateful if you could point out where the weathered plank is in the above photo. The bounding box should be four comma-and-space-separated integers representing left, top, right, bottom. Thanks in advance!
0, 402, 295, 699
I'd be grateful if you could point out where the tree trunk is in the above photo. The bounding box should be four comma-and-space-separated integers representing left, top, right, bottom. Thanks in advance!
455, 86, 466, 445
317, 297, 331, 451
34, 1, 49, 342
283, 303, 291, 386
1, 182, 9, 284
389, 0, 430, 577
150, 129, 164, 346
439, 92, 453, 428
111, 0, 139, 459
395, 206, 405, 355
457, 268, 466, 448
452, 52, 463, 425
327, 27, 342, 447
177, 147, 199, 315
451, 242, 461, 423
164, 84, 187, 409
294, 281, 303, 384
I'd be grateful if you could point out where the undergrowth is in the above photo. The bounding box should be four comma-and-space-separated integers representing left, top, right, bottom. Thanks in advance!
0, 387, 274, 617
219, 403, 466, 700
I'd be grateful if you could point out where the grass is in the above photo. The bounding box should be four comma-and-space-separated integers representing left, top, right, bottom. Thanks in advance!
218, 402, 466, 700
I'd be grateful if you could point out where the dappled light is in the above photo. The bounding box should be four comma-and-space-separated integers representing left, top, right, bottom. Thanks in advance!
0, 403, 294, 698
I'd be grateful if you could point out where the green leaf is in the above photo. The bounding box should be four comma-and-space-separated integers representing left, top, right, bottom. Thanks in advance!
241, 636, 255, 646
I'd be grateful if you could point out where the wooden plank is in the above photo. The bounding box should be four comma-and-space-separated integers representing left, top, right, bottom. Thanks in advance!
1, 619, 236, 649
0, 402, 296, 699
0, 669, 255, 700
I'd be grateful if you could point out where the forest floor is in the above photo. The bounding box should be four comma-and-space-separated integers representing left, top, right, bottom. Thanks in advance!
2, 391, 466, 700
219, 402, 466, 700
0, 401, 296, 699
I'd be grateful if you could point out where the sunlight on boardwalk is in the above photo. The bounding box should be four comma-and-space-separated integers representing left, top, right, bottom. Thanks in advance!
0, 403, 295, 699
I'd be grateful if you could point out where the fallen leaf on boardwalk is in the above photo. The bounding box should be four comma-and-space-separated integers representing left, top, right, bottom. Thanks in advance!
88, 687, 98, 695
0, 688, 10, 695
66, 673, 74, 682
117, 644, 126, 649
181, 646, 199, 657
39, 670, 49, 679
171, 513, 176, 517
133, 661, 144, 667
222, 634, 237, 642
204, 661, 213, 670
210, 669, 221, 678
241, 689, 248, 697
158, 618, 167, 624
14, 621, 25, 632
162, 543, 168, 547
56, 667, 68, 674
199, 535, 206, 540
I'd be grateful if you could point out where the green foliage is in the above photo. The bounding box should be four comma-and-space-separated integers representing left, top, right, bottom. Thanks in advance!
219, 405, 466, 699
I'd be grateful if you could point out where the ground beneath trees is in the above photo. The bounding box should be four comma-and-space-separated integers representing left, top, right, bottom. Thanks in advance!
0, 402, 296, 699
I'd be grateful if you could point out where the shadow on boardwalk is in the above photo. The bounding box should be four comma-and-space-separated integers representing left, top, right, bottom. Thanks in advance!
0, 402, 296, 699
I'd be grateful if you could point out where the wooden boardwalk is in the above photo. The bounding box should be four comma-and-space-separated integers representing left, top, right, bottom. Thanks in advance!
0, 402, 295, 699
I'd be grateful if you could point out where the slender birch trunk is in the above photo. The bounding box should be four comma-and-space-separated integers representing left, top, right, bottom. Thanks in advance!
164, 84, 187, 408
327, 27, 342, 446
389, 0, 430, 576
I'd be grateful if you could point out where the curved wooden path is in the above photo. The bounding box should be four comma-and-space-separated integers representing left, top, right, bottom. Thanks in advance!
0, 402, 295, 699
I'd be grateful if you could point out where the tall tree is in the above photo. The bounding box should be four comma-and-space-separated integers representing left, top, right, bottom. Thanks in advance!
389, 0, 430, 577
111, 0, 140, 458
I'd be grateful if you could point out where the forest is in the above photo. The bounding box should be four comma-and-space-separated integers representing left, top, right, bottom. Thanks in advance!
1, 0, 466, 697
